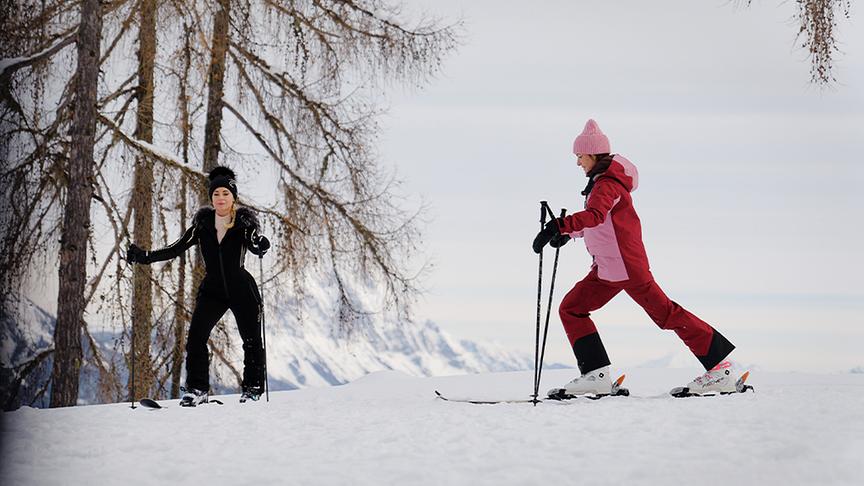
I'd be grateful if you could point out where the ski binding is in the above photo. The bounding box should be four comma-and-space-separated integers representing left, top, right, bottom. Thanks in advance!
546, 374, 630, 401
670, 371, 755, 398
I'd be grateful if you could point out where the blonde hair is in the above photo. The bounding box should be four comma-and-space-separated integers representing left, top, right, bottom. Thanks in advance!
225, 202, 236, 229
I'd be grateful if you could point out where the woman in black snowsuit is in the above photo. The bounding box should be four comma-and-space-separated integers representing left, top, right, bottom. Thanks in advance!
127, 166, 271, 406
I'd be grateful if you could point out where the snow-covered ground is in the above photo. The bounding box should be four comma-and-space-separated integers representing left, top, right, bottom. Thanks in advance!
2, 367, 862, 486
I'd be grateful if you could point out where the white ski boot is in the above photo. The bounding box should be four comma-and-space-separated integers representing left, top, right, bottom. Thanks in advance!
670, 361, 753, 397
547, 366, 628, 399
179, 387, 209, 407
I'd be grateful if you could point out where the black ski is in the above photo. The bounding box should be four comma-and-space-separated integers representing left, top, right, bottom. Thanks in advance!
139, 398, 162, 409
137, 397, 224, 409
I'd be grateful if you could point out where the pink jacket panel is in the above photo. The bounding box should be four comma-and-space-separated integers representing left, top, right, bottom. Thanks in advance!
560, 155, 651, 284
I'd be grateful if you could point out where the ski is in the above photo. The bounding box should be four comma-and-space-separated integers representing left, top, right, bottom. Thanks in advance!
435, 375, 630, 404
139, 398, 162, 409
136, 397, 224, 409
434, 391, 540, 405
670, 371, 755, 398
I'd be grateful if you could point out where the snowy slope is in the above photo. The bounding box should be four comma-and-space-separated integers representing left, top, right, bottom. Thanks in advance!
2, 368, 862, 486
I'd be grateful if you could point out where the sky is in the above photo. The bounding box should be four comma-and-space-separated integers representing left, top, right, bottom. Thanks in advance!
376, 0, 864, 372
16, 0, 861, 376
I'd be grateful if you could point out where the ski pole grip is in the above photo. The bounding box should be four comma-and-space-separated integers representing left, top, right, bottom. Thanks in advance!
555, 208, 566, 230
539, 201, 548, 227
541, 201, 557, 223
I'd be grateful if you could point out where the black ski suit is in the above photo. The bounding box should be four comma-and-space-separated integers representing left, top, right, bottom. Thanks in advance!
146, 206, 267, 392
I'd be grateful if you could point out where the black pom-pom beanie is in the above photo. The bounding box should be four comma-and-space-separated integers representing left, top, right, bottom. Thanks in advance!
208, 166, 238, 200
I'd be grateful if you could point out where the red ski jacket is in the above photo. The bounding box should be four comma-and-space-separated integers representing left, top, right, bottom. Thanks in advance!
559, 155, 652, 284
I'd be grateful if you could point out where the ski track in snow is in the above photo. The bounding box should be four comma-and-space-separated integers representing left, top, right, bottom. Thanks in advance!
2, 368, 863, 486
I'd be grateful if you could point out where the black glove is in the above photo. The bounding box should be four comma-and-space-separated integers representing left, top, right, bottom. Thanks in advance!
251, 235, 270, 256
126, 244, 150, 264
549, 232, 570, 249
532, 218, 563, 254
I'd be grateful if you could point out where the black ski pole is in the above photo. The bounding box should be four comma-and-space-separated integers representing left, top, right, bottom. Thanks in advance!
533, 201, 548, 404
259, 254, 270, 402
130, 253, 136, 409
535, 207, 566, 403
131, 319, 136, 409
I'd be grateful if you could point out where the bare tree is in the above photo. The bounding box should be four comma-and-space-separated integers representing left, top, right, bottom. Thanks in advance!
2, 0, 460, 406
194, 0, 459, 322
201, 0, 231, 179
127, 0, 158, 401
49, 0, 102, 407
739, 0, 853, 86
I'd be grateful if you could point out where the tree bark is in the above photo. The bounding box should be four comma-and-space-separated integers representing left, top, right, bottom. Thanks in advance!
170, 176, 188, 398
50, 0, 102, 408
202, 0, 231, 182
191, 0, 233, 377
128, 0, 157, 401
171, 25, 194, 399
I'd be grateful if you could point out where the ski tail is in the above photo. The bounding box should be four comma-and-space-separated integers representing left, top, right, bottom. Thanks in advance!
735, 371, 754, 393
434, 390, 536, 405
611, 374, 629, 396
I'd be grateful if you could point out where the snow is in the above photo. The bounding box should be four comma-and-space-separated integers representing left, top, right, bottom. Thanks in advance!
3, 368, 863, 485
0, 34, 75, 75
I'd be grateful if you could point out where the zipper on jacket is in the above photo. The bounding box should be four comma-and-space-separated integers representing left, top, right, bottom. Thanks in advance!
217, 245, 230, 298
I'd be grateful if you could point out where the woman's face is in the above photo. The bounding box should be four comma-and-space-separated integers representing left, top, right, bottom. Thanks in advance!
211, 188, 234, 215
576, 153, 596, 175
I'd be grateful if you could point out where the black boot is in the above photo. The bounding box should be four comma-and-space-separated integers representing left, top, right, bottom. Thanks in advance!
179, 386, 209, 407
239, 385, 263, 403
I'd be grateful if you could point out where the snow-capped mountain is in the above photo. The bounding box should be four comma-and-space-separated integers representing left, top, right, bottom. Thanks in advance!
209, 269, 535, 393
1, 269, 535, 408
224, 315, 534, 393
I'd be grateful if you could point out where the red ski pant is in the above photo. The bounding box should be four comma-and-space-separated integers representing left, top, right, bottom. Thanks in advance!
559, 268, 714, 359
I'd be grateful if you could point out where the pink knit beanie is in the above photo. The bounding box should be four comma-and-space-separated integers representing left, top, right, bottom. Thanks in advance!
573, 119, 610, 155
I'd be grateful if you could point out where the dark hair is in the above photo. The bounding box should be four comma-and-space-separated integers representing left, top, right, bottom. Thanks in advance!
587, 153, 613, 178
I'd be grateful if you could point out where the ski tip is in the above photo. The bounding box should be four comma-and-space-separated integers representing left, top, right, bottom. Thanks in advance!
139, 398, 162, 409
614, 374, 626, 386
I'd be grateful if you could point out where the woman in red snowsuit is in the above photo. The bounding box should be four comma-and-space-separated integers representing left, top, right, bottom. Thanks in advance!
533, 119, 736, 396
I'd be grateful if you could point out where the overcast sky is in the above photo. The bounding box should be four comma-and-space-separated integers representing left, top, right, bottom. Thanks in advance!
377, 0, 864, 372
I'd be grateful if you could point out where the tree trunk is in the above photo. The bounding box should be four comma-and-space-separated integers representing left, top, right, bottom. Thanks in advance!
171, 25, 194, 399
50, 0, 102, 408
202, 0, 231, 180
191, 0, 233, 385
128, 0, 157, 401
170, 176, 188, 398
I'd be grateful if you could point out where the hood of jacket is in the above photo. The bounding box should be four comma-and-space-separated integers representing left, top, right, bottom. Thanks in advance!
194, 206, 259, 234
596, 155, 639, 193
